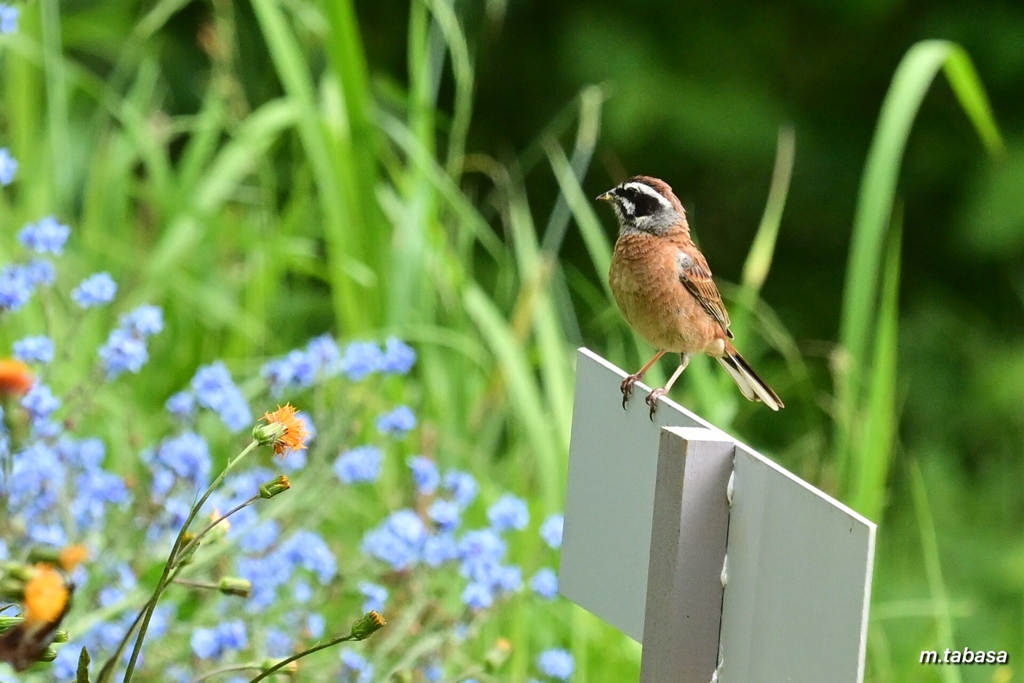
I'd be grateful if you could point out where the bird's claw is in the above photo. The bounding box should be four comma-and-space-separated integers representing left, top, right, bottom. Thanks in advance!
620, 374, 642, 410
645, 389, 667, 421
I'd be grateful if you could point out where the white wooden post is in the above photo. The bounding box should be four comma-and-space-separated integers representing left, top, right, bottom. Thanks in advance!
640, 427, 733, 682
560, 348, 876, 683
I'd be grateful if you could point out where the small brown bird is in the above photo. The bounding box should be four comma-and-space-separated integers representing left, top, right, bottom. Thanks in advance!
598, 175, 783, 418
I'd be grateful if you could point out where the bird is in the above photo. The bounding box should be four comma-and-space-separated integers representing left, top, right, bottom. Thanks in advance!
597, 175, 783, 418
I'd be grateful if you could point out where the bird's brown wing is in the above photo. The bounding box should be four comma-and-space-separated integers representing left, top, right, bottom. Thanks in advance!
675, 247, 734, 339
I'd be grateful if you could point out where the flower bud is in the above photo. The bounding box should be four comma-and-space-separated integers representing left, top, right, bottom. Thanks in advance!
218, 577, 252, 598
260, 475, 291, 499
348, 611, 386, 641
252, 421, 286, 448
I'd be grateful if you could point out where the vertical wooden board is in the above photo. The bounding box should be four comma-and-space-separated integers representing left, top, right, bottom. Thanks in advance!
560, 348, 716, 642
718, 444, 877, 683
640, 428, 734, 683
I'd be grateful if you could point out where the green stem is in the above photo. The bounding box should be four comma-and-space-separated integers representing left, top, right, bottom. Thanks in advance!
191, 662, 264, 683
247, 634, 359, 683
117, 440, 260, 683
174, 494, 259, 563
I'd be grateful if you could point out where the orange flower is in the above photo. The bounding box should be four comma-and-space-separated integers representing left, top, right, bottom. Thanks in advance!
0, 565, 72, 672
260, 404, 309, 456
0, 359, 33, 397
58, 545, 89, 572
23, 565, 69, 627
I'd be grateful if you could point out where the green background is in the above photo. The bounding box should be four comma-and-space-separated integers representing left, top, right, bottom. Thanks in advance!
2, 1, 1023, 681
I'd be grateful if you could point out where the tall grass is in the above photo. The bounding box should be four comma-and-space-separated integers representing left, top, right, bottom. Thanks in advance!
835, 41, 1004, 521
0, 2, 1011, 680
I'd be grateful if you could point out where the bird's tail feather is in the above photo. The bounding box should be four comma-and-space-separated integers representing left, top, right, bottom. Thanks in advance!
717, 344, 784, 411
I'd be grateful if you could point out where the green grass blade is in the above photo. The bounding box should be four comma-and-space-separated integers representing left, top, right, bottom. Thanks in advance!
740, 126, 795, 297
462, 284, 562, 507
421, 0, 475, 180
836, 40, 1003, 478
251, 0, 379, 330
849, 211, 901, 520
909, 458, 962, 683
40, 0, 71, 205
545, 141, 612, 297
541, 86, 604, 255
145, 98, 300, 286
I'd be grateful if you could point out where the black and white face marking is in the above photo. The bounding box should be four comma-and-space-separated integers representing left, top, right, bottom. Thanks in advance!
602, 179, 681, 234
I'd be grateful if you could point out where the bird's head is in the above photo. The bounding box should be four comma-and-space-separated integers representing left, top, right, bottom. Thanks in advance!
596, 175, 686, 236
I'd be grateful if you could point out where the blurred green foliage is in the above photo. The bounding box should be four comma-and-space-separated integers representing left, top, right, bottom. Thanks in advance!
1, 0, 1023, 680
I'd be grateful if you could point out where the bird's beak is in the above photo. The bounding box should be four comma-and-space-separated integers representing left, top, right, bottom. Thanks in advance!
596, 191, 614, 203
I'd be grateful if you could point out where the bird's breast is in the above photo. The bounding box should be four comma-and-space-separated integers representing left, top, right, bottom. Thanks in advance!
609, 233, 720, 354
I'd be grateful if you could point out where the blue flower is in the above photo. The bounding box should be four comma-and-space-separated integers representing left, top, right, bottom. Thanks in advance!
381, 337, 416, 374
422, 661, 442, 681
422, 533, 459, 567
428, 499, 461, 532
262, 336, 343, 396
239, 520, 280, 553
305, 334, 341, 376
237, 553, 291, 609
541, 514, 564, 549
121, 304, 164, 336
358, 581, 388, 612
19, 216, 70, 255
0, 4, 17, 34
261, 354, 297, 397
73, 468, 129, 530
377, 405, 416, 436
488, 494, 529, 532
407, 455, 438, 495
306, 612, 325, 638
28, 522, 66, 546
99, 328, 148, 379
191, 627, 220, 660
71, 272, 117, 308
265, 628, 292, 658
13, 335, 54, 364
334, 446, 382, 484
165, 391, 195, 418
0, 148, 17, 185
443, 470, 478, 508
537, 649, 574, 681
361, 509, 426, 570
458, 529, 507, 572
216, 620, 247, 650
0, 264, 34, 312
144, 431, 211, 497
190, 621, 247, 660
339, 341, 382, 381
462, 581, 493, 610
280, 530, 337, 584
530, 568, 559, 600
23, 259, 55, 287
494, 564, 523, 592
21, 383, 59, 420
98, 307, 163, 380
340, 648, 374, 683
191, 362, 252, 432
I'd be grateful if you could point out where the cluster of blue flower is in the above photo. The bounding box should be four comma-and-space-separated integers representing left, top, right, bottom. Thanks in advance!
261, 334, 416, 397
0, 47, 575, 676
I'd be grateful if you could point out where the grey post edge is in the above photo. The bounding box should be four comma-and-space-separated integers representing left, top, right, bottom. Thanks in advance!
640, 427, 735, 683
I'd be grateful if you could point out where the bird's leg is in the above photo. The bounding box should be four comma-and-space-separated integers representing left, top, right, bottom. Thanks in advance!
646, 353, 690, 420
620, 349, 666, 409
